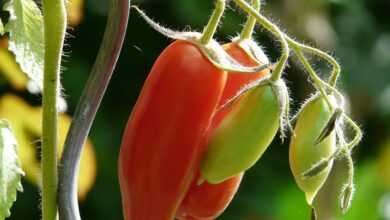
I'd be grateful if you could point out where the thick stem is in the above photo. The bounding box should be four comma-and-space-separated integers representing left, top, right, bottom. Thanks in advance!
42, 0, 67, 219
233, 0, 289, 82
240, 0, 260, 40
58, 0, 130, 219
200, 0, 226, 45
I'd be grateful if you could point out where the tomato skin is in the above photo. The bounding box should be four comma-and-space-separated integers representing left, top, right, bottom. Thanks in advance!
213, 42, 269, 126
175, 42, 269, 220
177, 173, 243, 220
118, 40, 227, 220
201, 82, 281, 184
289, 95, 337, 205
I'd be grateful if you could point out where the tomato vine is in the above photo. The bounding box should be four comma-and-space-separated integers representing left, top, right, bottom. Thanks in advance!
41, 0, 67, 219
58, 0, 130, 220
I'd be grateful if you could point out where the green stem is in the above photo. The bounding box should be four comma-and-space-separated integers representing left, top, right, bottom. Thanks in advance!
42, 0, 67, 219
233, 0, 341, 86
286, 37, 340, 87
342, 114, 363, 151
291, 44, 346, 112
336, 127, 355, 208
233, 0, 289, 82
291, 46, 334, 109
240, 0, 260, 40
200, 0, 226, 45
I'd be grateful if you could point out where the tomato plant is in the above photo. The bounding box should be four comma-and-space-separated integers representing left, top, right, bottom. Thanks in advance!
0, 0, 365, 220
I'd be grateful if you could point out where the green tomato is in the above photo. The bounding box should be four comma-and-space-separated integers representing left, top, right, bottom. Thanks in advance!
200, 79, 286, 184
289, 94, 337, 205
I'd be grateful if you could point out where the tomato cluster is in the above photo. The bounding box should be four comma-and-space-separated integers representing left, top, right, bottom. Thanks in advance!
118, 1, 362, 220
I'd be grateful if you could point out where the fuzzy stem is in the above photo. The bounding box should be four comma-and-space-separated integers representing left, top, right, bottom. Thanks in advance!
291, 45, 346, 112
342, 114, 363, 151
58, 0, 130, 219
286, 37, 340, 87
200, 0, 226, 45
345, 154, 354, 183
232, 0, 289, 82
336, 128, 355, 209
292, 46, 334, 109
240, 0, 260, 40
42, 0, 67, 219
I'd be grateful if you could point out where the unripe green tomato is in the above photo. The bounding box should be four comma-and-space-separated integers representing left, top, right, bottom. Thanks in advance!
289, 94, 337, 205
200, 80, 283, 184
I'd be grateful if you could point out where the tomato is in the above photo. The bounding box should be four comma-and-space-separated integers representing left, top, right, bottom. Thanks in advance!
200, 79, 283, 184
214, 41, 270, 125
289, 94, 337, 205
176, 173, 243, 220
118, 40, 227, 220
175, 40, 270, 219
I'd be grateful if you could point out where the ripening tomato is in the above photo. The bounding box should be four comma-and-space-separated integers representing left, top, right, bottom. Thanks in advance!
118, 40, 227, 220
176, 40, 270, 220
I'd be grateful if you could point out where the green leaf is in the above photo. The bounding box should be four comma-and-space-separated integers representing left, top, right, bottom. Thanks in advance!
3, 0, 44, 88
0, 119, 24, 220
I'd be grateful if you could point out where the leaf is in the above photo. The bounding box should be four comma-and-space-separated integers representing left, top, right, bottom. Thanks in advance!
3, 0, 44, 89
0, 94, 97, 200
0, 48, 29, 90
0, 119, 24, 220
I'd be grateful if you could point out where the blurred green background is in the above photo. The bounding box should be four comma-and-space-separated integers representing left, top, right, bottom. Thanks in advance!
1, 0, 390, 219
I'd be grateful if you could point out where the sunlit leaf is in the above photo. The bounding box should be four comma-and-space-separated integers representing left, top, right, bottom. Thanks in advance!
0, 48, 28, 90
0, 119, 24, 220
0, 94, 97, 200
0, 44, 67, 112
3, 0, 44, 89
68, 0, 84, 26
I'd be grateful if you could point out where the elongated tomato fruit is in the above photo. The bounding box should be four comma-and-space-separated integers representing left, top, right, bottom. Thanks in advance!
289, 95, 337, 205
118, 40, 227, 220
176, 41, 269, 220
176, 173, 243, 220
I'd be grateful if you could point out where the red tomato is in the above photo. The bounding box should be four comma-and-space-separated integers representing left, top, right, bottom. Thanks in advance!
176, 174, 243, 220
176, 42, 270, 219
118, 40, 227, 220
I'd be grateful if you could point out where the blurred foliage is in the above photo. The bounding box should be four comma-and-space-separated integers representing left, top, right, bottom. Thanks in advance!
0, 0, 96, 207
0, 0, 389, 219
0, 47, 27, 90
0, 94, 97, 200
68, 0, 84, 26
